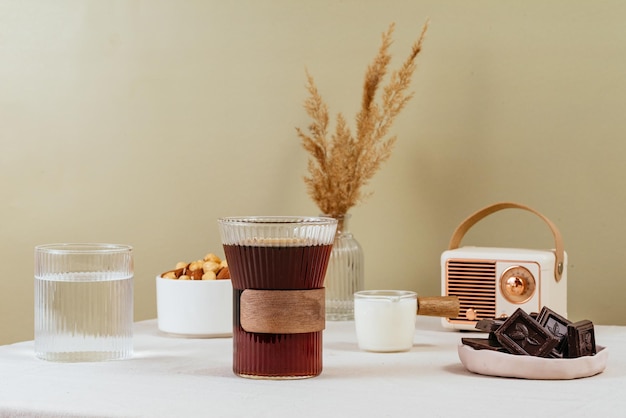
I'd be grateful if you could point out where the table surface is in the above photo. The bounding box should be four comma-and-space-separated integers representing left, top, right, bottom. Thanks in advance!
0, 317, 625, 418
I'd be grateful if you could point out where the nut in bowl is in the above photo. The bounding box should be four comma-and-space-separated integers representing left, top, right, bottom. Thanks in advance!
156, 253, 232, 338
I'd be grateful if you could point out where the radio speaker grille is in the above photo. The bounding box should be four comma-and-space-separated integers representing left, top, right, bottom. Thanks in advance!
445, 260, 496, 324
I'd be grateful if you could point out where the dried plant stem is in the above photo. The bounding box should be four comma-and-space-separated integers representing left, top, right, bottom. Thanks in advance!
297, 21, 429, 218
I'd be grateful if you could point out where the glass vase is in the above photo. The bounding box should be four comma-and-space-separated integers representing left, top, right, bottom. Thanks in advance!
323, 214, 364, 321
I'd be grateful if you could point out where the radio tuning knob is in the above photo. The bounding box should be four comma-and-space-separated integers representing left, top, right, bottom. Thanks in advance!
500, 265, 536, 304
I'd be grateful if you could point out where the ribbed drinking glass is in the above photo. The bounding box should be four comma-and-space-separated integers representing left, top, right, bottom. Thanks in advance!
218, 216, 337, 379
34, 243, 134, 362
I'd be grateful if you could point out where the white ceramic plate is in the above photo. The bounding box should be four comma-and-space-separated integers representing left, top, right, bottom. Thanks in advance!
458, 344, 608, 380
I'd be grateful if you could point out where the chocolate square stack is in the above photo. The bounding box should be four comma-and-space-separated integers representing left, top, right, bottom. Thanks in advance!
462, 306, 597, 359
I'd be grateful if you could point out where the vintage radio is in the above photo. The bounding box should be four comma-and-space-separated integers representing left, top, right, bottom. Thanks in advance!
441, 202, 567, 330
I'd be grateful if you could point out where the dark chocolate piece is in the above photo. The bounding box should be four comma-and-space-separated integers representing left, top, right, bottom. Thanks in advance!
547, 349, 564, 359
537, 306, 572, 357
475, 318, 506, 333
566, 320, 596, 358
462, 337, 508, 352
494, 308, 559, 357
475, 318, 506, 343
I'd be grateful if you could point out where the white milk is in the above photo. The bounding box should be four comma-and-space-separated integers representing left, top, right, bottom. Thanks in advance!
354, 290, 417, 352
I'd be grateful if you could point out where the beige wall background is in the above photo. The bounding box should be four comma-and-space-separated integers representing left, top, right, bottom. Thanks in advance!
1, 0, 625, 345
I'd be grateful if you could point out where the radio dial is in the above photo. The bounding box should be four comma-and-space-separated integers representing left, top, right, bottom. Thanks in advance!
500, 265, 536, 304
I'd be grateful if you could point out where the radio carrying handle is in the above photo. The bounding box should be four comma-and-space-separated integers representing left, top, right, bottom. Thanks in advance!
447, 202, 565, 282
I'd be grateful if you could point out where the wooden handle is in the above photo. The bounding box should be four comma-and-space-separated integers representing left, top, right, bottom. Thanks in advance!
417, 296, 460, 317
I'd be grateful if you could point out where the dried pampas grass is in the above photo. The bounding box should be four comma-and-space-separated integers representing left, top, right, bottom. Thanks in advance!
296, 21, 429, 218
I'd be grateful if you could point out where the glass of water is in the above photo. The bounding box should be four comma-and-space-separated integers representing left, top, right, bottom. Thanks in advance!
34, 243, 134, 362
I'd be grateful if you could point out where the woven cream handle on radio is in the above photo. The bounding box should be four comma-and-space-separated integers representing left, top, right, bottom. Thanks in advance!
447, 202, 565, 282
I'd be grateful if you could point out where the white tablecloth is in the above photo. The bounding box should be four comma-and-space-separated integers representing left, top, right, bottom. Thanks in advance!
0, 317, 624, 418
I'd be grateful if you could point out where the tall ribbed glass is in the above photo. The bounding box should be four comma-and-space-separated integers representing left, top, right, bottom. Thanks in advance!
34, 243, 133, 362
218, 216, 337, 379
324, 214, 365, 321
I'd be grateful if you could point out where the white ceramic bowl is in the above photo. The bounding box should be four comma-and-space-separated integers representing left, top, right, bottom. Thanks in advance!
458, 344, 608, 380
156, 276, 233, 338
